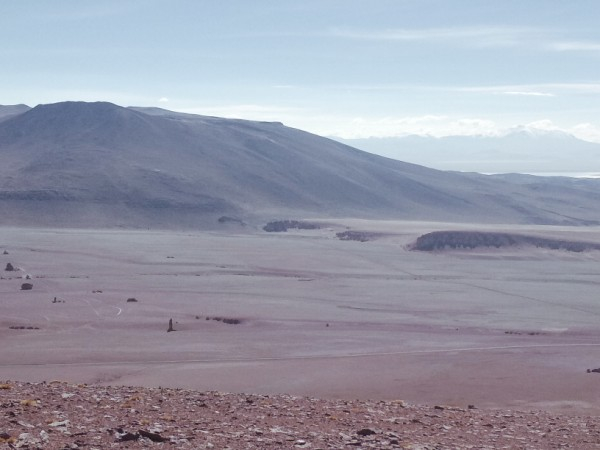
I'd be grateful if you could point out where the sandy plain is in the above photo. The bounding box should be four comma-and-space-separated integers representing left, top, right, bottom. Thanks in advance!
1, 220, 600, 415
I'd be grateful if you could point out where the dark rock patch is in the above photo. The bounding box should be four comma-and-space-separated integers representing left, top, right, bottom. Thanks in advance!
336, 230, 380, 242
410, 231, 600, 252
138, 430, 168, 442
209, 316, 243, 325
218, 216, 246, 226
263, 220, 320, 232
357, 428, 376, 436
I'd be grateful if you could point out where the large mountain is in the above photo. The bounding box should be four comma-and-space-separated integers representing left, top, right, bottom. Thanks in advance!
0, 101, 599, 228
0, 104, 31, 122
337, 131, 600, 175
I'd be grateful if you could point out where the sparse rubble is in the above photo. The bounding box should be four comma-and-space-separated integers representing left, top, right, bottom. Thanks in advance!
0, 381, 598, 449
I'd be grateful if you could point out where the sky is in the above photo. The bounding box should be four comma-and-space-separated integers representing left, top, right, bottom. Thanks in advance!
3, 1, 600, 142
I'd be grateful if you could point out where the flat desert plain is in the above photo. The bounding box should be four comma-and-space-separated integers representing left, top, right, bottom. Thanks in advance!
2, 220, 600, 415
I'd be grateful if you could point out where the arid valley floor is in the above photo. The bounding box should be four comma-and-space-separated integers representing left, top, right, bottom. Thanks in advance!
2, 220, 600, 416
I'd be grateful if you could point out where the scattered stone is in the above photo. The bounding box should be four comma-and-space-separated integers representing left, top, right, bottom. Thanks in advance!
5, 262, 15, 271
117, 432, 139, 442
2, 250, 8, 255
20, 283, 33, 290
126, 297, 138, 303
209, 316, 242, 325
139, 429, 168, 442
39, 430, 49, 443
167, 318, 175, 332
48, 420, 70, 427
0, 381, 597, 449
357, 428, 376, 436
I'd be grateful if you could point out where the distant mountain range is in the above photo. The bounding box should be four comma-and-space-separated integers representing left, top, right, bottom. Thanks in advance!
0, 102, 599, 228
336, 131, 600, 176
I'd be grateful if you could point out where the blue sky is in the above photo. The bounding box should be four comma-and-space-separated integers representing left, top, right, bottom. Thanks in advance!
3, 1, 600, 141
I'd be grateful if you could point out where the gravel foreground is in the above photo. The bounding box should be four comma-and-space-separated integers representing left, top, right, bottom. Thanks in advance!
1, 381, 599, 449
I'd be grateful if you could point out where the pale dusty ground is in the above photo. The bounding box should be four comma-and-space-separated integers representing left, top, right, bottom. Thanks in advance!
1, 220, 600, 415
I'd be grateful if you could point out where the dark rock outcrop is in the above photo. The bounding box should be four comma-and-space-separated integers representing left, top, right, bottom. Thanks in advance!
410, 231, 600, 252
263, 220, 320, 232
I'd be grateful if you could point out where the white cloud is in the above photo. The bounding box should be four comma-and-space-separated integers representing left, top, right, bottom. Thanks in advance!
569, 122, 600, 142
331, 26, 600, 54
523, 119, 560, 131
330, 26, 541, 48
318, 115, 500, 139
549, 41, 600, 52
296, 113, 600, 144
177, 104, 303, 121
158, 97, 169, 103
502, 91, 555, 97
172, 101, 600, 145
460, 83, 600, 96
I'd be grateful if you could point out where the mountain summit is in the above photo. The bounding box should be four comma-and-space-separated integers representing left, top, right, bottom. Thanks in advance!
0, 101, 599, 228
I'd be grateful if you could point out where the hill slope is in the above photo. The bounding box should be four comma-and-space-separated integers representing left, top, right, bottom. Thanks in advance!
0, 101, 599, 228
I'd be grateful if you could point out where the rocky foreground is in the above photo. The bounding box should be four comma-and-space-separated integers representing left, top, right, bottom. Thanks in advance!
1, 381, 599, 449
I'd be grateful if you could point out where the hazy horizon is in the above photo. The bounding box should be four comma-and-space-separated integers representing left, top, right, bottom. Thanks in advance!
2, 1, 600, 152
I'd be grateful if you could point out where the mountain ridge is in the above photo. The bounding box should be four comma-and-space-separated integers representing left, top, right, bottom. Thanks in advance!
1, 101, 599, 228
337, 132, 600, 175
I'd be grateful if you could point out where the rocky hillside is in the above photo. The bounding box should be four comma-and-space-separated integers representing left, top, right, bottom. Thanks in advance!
1, 381, 597, 449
